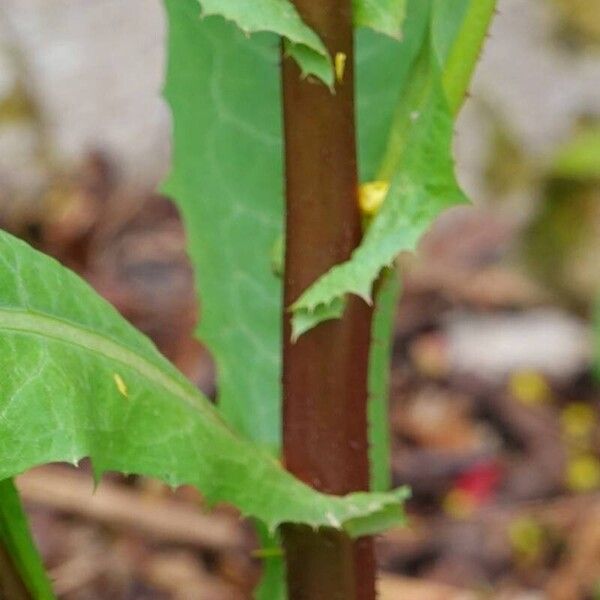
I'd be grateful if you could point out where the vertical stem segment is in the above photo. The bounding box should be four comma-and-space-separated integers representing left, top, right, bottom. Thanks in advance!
281, 2, 375, 599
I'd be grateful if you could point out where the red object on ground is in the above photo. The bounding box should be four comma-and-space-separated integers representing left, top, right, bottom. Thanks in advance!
454, 461, 504, 505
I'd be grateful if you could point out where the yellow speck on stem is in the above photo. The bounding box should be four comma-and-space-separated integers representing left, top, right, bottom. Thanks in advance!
335, 52, 347, 83
113, 373, 128, 398
359, 181, 390, 217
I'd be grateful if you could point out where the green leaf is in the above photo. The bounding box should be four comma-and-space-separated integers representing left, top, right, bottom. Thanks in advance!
195, 0, 333, 86
0, 479, 55, 599
431, 0, 471, 65
0, 230, 408, 536
163, 1, 283, 451
356, 0, 431, 181
354, 0, 407, 39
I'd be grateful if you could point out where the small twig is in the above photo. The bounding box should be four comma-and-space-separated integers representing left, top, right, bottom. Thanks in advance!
17, 466, 244, 551
378, 574, 476, 600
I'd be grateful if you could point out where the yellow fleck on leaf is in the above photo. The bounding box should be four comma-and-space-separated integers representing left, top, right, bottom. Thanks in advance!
113, 373, 128, 398
335, 52, 347, 83
561, 402, 596, 441
566, 454, 600, 492
508, 370, 551, 406
359, 181, 390, 217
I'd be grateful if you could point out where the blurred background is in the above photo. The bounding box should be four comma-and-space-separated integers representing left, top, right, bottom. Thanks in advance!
1, 0, 600, 598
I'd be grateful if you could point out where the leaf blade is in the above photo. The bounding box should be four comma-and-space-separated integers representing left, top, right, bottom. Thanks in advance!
0, 230, 407, 537
163, 3, 284, 450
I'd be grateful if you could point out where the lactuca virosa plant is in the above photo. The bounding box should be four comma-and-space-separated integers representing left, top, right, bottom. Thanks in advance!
0, 0, 497, 598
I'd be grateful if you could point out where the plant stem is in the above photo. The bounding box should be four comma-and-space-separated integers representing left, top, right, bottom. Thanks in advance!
281, 1, 375, 598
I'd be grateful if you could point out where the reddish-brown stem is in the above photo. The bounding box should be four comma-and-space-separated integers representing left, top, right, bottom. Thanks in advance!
281, 1, 375, 598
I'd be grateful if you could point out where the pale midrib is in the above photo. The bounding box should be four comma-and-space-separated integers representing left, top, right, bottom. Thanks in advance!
0, 309, 213, 418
